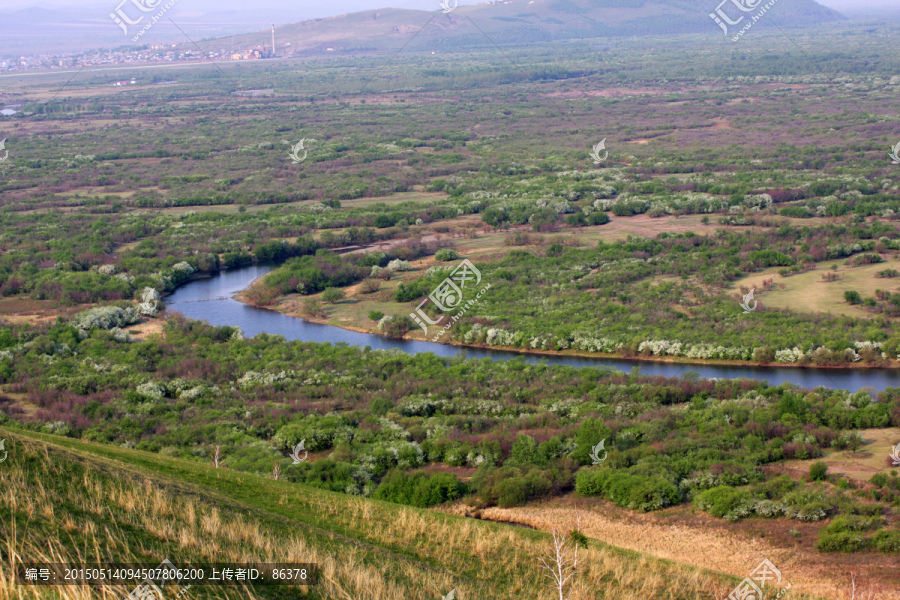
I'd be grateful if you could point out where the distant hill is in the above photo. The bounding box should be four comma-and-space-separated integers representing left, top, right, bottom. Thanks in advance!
193, 0, 846, 56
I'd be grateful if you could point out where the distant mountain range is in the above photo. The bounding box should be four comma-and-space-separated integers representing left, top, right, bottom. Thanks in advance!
189, 0, 846, 56
0, 0, 846, 57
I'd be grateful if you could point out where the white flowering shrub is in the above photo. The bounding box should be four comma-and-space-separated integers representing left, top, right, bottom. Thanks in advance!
386, 259, 412, 272
775, 347, 805, 363
638, 340, 684, 356
571, 333, 622, 353
237, 370, 297, 388
109, 327, 133, 343
98, 264, 117, 275
305, 202, 333, 214
136, 381, 165, 400
546, 398, 580, 418
179, 386, 205, 400
171, 261, 195, 275
742, 194, 773, 209
139, 287, 161, 316
71, 306, 141, 331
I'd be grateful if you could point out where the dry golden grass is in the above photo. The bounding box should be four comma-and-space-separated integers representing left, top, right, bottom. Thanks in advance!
440, 503, 898, 600
123, 318, 166, 341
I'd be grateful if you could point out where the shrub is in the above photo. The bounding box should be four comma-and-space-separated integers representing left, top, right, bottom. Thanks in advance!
302, 298, 324, 318
824, 515, 883, 534
576, 469, 679, 511
587, 211, 610, 225
872, 529, 900, 552
434, 248, 460, 262
495, 477, 530, 507
374, 470, 465, 507
816, 531, 869, 552
370, 397, 394, 416
321, 287, 345, 304
386, 259, 412, 271
809, 462, 828, 481
695, 486, 744, 518
71, 305, 141, 331
360, 279, 380, 294
575, 468, 608, 496
382, 315, 414, 338
844, 290, 862, 305
368, 310, 384, 321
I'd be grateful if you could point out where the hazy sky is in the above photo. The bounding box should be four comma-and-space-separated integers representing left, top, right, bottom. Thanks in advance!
8, 0, 900, 12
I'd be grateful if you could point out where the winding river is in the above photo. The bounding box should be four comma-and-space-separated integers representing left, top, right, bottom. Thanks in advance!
166, 265, 900, 392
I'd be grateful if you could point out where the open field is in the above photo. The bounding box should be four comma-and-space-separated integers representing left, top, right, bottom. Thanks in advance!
783, 428, 900, 483
730, 258, 900, 319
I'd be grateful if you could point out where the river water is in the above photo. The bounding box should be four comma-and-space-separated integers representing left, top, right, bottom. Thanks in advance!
165, 265, 899, 392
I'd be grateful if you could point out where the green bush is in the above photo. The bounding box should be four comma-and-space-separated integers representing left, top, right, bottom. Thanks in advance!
321, 287, 345, 303
695, 486, 744, 518
495, 477, 530, 507
587, 212, 610, 225
823, 515, 882, 534
844, 290, 862, 305
575, 467, 609, 496
872, 529, 900, 552
368, 310, 384, 321
382, 315, 414, 338
434, 248, 460, 261
816, 530, 870, 552
475, 465, 573, 507
374, 470, 466, 508
575, 468, 679, 511
809, 461, 828, 481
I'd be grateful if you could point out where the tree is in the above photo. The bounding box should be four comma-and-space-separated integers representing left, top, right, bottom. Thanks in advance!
360, 279, 380, 294
539, 518, 581, 600
847, 432, 864, 453
434, 248, 460, 261
383, 315, 414, 338
840, 572, 881, 600
211, 445, 222, 468
508, 434, 540, 466
302, 298, 325, 318
845, 290, 862, 305
321, 287, 345, 304
809, 461, 828, 481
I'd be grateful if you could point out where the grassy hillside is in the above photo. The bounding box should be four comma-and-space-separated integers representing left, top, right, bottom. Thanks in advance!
0, 426, 821, 600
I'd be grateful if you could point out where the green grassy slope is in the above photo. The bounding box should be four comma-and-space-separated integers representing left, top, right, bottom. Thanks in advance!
0, 426, 823, 600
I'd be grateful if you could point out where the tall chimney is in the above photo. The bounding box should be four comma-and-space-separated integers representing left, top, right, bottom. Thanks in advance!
271, 24, 275, 58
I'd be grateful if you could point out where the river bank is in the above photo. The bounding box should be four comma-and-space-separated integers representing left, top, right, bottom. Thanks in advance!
163, 264, 900, 391
235, 289, 900, 375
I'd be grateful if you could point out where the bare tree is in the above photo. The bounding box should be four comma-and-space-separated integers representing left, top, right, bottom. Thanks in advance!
539, 521, 581, 600
840, 572, 880, 600
272, 462, 281, 481
211, 445, 222, 468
